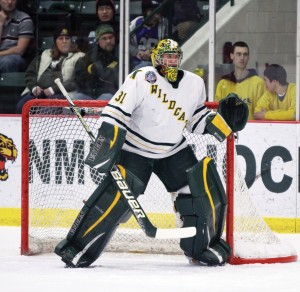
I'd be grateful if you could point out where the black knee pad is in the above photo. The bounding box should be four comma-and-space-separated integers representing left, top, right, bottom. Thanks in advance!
54, 167, 144, 267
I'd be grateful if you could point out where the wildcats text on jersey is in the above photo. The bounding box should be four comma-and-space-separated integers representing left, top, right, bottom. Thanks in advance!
150, 84, 187, 122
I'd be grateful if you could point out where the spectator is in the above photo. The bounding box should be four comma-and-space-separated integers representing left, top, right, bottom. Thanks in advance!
77, 0, 118, 52
129, 0, 168, 71
0, 0, 34, 73
215, 41, 266, 120
16, 26, 85, 114
73, 24, 119, 101
172, 0, 201, 41
254, 64, 296, 120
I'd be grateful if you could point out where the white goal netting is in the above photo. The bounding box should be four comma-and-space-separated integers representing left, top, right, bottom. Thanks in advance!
21, 100, 297, 264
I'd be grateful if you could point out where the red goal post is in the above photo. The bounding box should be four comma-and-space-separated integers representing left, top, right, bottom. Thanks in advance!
21, 99, 297, 264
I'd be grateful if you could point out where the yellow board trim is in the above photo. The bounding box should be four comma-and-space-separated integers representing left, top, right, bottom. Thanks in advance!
0, 208, 21, 226
1, 210, 300, 233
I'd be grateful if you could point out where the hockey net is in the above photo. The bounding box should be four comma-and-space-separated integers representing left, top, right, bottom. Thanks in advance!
21, 99, 297, 264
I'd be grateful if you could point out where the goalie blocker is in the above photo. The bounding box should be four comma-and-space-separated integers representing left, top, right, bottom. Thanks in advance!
85, 121, 126, 172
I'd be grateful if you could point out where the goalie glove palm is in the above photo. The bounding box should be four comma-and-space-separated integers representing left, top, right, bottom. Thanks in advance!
217, 93, 249, 132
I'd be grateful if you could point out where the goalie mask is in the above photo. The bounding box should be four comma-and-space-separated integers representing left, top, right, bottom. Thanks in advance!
151, 39, 182, 82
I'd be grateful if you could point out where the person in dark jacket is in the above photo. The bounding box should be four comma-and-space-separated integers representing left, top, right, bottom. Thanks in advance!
73, 24, 119, 101
172, 0, 201, 41
77, 0, 119, 52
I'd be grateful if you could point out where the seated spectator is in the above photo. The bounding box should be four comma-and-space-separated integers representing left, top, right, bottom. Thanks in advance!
16, 26, 85, 114
254, 64, 296, 120
77, 0, 118, 52
172, 0, 201, 41
129, 0, 168, 71
0, 0, 34, 73
73, 24, 119, 101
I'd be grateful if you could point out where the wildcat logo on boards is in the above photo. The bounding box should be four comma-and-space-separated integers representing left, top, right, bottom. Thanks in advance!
0, 133, 18, 181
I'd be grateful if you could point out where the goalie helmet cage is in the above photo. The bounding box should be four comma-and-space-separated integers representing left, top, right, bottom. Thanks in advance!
21, 99, 297, 265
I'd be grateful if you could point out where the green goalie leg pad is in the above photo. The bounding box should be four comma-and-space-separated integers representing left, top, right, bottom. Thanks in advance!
175, 195, 214, 261
188, 156, 228, 241
54, 166, 144, 268
174, 157, 230, 266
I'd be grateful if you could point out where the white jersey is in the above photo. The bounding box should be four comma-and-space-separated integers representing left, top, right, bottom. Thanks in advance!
100, 66, 212, 159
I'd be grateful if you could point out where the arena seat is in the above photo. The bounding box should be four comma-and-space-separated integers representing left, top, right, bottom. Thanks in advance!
0, 72, 26, 114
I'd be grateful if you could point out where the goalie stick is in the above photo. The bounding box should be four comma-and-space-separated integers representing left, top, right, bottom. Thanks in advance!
54, 78, 196, 240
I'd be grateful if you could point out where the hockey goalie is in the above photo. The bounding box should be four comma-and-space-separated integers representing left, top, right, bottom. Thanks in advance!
55, 39, 248, 268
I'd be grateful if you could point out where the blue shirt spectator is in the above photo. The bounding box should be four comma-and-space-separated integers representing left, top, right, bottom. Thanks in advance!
129, 0, 168, 71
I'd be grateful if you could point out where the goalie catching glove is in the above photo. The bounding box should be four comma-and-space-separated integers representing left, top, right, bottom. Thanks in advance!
217, 93, 249, 132
205, 93, 248, 142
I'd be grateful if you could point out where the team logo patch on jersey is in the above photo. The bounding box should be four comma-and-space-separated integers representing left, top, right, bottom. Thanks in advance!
145, 71, 157, 84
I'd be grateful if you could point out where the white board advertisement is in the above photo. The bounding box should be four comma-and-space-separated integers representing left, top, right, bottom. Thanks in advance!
237, 122, 298, 218
0, 117, 299, 220
0, 117, 22, 206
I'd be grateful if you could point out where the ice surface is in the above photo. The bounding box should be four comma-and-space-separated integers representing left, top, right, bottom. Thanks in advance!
1, 226, 300, 292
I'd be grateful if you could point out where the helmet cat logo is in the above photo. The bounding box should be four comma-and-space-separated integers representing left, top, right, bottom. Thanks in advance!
0, 133, 18, 181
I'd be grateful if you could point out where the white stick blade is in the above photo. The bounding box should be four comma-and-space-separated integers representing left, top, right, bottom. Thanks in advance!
155, 227, 196, 239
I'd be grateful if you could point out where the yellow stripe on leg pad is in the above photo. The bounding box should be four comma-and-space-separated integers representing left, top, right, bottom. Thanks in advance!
83, 167, 127, 237
203, 157, 216, 232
